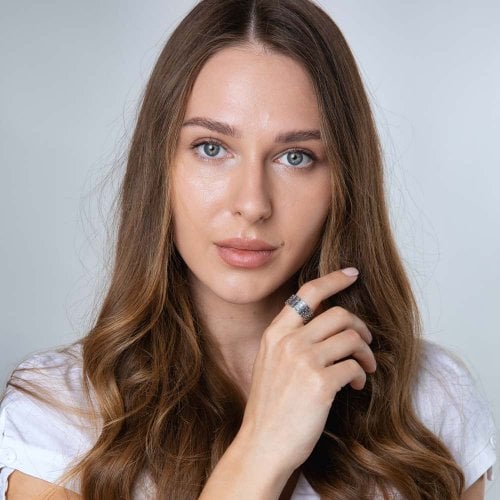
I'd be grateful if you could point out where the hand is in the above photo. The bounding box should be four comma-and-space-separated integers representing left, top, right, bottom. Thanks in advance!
239, 268, 376, 474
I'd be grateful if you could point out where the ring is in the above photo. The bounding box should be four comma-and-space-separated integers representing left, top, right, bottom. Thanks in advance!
285, 294, 314, 324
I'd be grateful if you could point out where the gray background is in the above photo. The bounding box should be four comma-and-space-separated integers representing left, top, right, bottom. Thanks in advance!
1, 1, 499, 496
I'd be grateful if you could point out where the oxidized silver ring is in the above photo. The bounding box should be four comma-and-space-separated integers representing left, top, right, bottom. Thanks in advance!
285, 294, 314, 324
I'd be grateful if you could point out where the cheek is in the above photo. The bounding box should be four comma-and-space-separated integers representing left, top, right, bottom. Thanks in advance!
172, 170, 201, 249
283, 176, 331, 248
172, 167, 211, 225
173, 156, 230, 209
171, 165, 226, 253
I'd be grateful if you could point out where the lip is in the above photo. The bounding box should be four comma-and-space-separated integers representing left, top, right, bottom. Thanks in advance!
214, 238, 279, 251
215, 245, 277, 268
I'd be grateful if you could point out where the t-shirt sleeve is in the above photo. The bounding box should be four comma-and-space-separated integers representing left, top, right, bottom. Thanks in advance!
412, 340, 497, 491
0, 346, 95, 497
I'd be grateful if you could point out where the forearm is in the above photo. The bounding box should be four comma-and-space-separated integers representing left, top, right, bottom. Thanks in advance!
198, 430, 292, 500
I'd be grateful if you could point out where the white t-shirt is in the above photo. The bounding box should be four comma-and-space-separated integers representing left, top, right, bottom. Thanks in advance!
0, 339, 496, 499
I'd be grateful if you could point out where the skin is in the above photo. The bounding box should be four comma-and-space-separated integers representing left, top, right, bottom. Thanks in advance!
5, 43, 487, 500
172, 44, 332, 394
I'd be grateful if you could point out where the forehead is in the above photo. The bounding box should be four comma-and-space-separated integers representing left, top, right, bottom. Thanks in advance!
183, 46, 321, 133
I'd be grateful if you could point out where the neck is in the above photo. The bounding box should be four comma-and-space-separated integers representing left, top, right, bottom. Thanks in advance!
189, 271, 298, 394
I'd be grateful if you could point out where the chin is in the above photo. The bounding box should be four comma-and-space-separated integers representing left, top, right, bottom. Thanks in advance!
213, 283, 273, 305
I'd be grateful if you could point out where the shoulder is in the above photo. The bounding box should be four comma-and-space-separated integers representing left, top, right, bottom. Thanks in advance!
412, 340, 494, 433
0, 343, 99, 494
0, 342, 92, 426
412, 339, 497, 490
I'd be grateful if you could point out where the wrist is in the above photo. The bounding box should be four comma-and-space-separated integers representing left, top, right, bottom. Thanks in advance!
235, 422, 297, 477
231, 427, 294, 482
199, 428, 293, 500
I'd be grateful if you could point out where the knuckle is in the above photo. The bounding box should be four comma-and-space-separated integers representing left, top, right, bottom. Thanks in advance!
345, 328, 361, 343
279, 334, 299, 357
368, 349, 378, 372
295, 349, 316, 371
347, 358, 359, 372
359, 321, 373, 343
300, 281, 318, 296
263, 326, 280, 345
311, 371, 330, 398
296, 352, 314, 371
331, 305, 348, 321
367, 328, 374, 344
263, 325, 291, 349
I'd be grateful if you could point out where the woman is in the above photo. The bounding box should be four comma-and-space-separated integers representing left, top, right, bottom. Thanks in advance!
0, 0, 496, 498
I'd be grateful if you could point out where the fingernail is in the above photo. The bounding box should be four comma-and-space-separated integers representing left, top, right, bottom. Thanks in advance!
341, 267, 359, 276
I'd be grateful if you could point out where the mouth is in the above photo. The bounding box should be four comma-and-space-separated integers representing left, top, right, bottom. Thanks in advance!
214, 244, 278, 268
214, 238, 279, 251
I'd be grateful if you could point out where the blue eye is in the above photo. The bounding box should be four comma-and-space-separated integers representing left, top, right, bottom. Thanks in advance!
190, 139, 318, 169
191, 140, 227, 160
279, 149, 316, 169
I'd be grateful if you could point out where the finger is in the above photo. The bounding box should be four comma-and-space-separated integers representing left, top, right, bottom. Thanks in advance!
277, 268, 359, 329
311, 329, 377, 373
325, 358, 367, 393
304, 306, 372, 345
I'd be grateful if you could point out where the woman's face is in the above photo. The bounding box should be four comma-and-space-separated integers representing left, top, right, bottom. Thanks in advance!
172, 44, 332, 306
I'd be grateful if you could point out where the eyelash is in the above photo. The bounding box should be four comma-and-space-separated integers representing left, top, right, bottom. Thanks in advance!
189, 138, 318, 169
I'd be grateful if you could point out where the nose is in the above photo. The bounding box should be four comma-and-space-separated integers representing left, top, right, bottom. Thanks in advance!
230, 159, 272, 223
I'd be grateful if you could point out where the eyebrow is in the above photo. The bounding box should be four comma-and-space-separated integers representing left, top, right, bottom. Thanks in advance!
182, 116, 321, 143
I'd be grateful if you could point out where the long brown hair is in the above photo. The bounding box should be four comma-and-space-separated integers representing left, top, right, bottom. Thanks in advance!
5, 0, 466, 498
